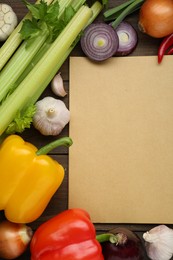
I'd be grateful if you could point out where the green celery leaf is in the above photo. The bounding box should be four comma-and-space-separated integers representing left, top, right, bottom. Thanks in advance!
45, 1, 60, 23
5, 105, 36, 134
20, 0, 61, 44
63, 6, 75, 25
51, 20, 66, 41
51, 6, 75, 40
22, 0, 47, 20
20, 18, 41, 40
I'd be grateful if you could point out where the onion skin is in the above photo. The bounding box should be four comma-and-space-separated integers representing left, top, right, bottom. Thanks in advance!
100, 228, 144, 260
0, 220, 33, 259
138, 0, 173, 38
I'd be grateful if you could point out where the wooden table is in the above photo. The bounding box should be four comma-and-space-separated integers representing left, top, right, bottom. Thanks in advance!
0, 1, 171, 259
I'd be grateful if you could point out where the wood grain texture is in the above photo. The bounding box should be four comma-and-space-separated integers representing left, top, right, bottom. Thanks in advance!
0, 1, 171, 259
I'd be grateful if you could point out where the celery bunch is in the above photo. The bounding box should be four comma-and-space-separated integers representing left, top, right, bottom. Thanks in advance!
0, 0, 103, 137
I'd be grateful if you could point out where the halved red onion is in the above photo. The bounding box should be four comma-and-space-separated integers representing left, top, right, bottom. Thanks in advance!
114, 21, 138, 56
80, 22, 119, 61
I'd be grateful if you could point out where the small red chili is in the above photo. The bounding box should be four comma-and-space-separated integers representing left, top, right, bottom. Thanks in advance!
167, 46, 173, 55
158, 33, 173, 64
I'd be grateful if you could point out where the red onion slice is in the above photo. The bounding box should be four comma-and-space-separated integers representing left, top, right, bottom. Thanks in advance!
80, 22, 119, 61
115, 21, 138, 56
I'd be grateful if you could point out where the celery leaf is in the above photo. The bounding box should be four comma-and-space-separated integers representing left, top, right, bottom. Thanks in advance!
63, 6, 75, 25
20, 0, 62, 45
22, 0, 48, 20
45, 1, 60, 24
20, 19, 41, 40
5, 105, 36, 134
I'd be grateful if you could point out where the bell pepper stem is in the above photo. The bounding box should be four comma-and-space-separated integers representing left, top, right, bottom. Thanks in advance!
36, 137, 73, 155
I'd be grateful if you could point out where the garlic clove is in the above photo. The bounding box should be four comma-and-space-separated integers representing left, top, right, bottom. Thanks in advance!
51, 72, 67, 97
33, 96, 70, 136
143, 225, 173, 260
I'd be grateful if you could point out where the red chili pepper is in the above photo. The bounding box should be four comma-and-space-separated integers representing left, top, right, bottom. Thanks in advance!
158, 33, 173, 64
30, 208, 104, 260
167, 46, 173, 55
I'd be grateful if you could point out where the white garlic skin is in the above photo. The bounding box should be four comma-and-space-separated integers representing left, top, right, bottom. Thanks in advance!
0, 4, 18, 41
33, 96, 70, 136
143, 225, 173, 260
51, 72, 67, 97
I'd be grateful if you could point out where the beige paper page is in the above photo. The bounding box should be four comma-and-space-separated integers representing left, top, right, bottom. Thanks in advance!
69, 56, 173, 224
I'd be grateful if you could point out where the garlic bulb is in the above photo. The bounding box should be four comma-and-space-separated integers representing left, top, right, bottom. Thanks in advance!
0, 4, 18, 41
51, 72, 67, 97
33, 96, 70, 136
143, 225, 173, 260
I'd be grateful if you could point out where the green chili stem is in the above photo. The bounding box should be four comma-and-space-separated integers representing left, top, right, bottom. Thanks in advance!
111, 0, 144, 29
96, 233, 118, 244
36, 137, 73, 155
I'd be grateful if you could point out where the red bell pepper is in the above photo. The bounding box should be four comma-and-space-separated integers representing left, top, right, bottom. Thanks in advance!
158, 33, 173, 64
30, 208, 104, 260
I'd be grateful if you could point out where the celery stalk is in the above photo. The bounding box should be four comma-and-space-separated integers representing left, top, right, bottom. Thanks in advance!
14, 0, 87, 88
29, 1, 103, 105
0, 0, 73, 103
0, 5, 92, 136
0, 29, 49, 103
0, 0, 55, 71
70, 0, 86, 11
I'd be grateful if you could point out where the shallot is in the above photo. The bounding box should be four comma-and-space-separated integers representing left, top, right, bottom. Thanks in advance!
0, 220, 32, 259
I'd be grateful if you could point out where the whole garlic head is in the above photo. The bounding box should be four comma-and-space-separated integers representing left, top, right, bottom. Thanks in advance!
33, 96, 70, 136
0, 4, 18, 41
143, 225, 173, 260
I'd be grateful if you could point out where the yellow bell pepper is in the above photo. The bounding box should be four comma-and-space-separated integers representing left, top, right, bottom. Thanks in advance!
0, 135, 72, 223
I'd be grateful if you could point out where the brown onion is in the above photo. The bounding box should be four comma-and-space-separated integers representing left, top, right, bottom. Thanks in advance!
138, 0, 173, 38
0, 220, 33, 259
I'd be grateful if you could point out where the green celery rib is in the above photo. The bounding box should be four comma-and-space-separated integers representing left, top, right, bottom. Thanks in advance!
29, 1, 103, 105
0, 5, 92, 136
0, 0, 72, 103
0, 0, 55, 71
14, 0, 87, 88
70, 0, 86, 11
0, 28, 49, 103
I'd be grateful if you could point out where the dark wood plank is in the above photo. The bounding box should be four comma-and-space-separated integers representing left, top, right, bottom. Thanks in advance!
0, 1, 172, 259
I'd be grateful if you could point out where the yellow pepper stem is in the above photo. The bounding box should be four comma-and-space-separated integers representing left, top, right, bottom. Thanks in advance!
36, 136, 73, 155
